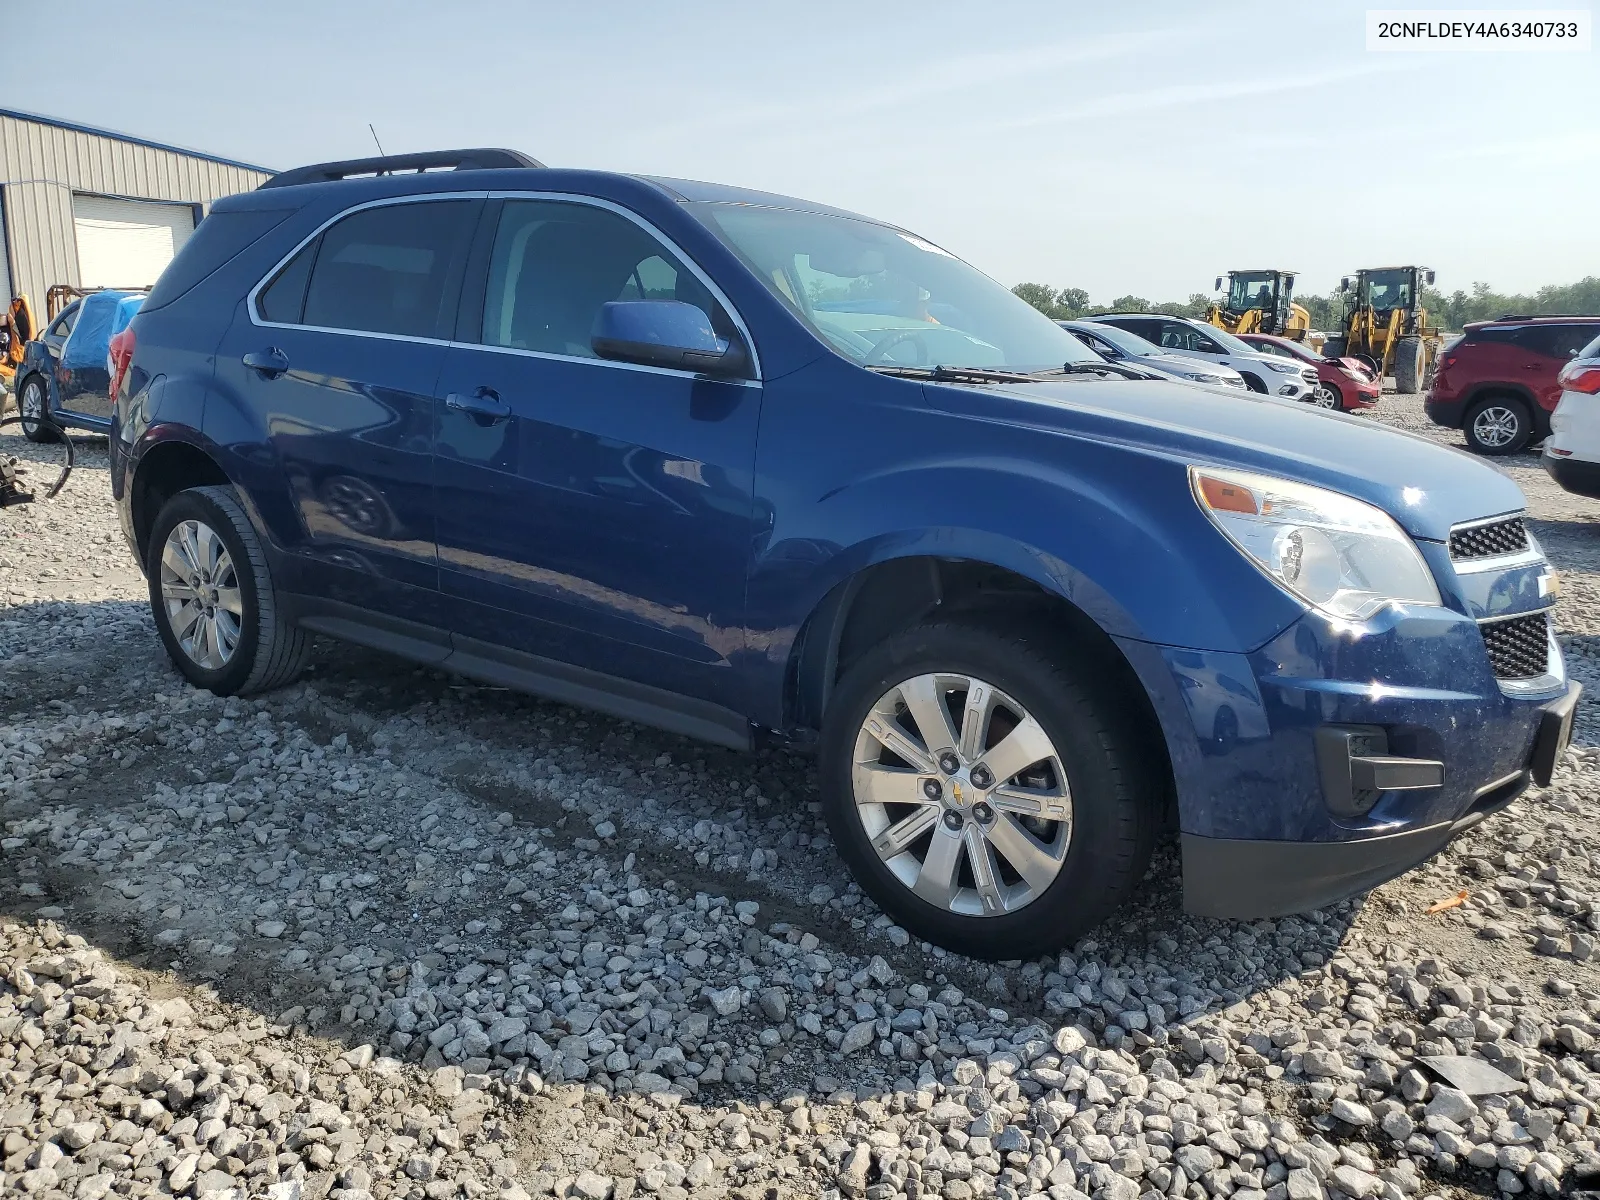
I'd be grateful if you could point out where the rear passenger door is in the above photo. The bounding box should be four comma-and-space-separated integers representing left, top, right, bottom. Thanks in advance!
212, 196, 481, 640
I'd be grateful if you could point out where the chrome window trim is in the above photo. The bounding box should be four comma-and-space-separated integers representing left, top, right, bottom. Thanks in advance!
245, 189, 762, 384
1452, 511, 1525, 532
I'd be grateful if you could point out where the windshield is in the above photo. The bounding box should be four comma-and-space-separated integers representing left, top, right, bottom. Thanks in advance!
693, 202, 1101, 370
1361, 269, 1414, 311
1226, 272, 1279, 314
1080, 321, 1162, 358
1198, 324, 1257, 356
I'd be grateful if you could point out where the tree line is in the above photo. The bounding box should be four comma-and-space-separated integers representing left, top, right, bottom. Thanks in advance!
1013, 276, 1600, 333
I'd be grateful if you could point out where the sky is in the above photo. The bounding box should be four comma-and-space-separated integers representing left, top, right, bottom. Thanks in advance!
5, 0, 1596, 303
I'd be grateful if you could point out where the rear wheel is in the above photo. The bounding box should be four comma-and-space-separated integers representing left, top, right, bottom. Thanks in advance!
147, 485, 313, 695
819, 620, 1160, 961
18, 376, 58, 443
1463, 395, 1532, 456
1393, 336, 1425, 395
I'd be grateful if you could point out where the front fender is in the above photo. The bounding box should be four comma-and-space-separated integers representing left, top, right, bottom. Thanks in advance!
743, 364, 1305, 729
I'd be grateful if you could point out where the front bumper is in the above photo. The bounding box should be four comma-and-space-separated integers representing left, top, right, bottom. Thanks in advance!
1183, 680, 1578, 917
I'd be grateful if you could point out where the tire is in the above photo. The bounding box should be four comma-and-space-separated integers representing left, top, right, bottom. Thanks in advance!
18, 375, 59, 443
1240, 373, 1267, 394
146, 484, 312, 696
1463, 395, 1532, 456
819, 619, 1160, 961
1321, 337, 1347, 360
1393, 336, 1425, 395
1312, 381, 1342, 409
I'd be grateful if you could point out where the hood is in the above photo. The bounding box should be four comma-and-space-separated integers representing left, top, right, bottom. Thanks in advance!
927, 378, 1524, 542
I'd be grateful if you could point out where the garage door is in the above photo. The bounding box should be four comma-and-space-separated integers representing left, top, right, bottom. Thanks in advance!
72, 194, 195, 289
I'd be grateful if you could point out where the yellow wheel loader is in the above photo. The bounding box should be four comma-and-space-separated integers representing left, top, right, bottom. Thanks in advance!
1323, 267, 1440, 395
1205, 270, 1314, 344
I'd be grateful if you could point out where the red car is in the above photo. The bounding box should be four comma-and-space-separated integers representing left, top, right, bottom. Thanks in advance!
1236, 333, 1380, 411
1425, 315, 1600, 455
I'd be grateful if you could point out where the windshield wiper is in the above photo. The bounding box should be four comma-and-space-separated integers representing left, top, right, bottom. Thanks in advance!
865, 364, 1040, 384
1037, 361, 1154, 380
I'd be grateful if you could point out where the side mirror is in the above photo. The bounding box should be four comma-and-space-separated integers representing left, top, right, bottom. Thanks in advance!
1340, 277, 1351, 293
591, 300, 748, 377
1425, 269, 1436, 286
1213, 276, 1223, 292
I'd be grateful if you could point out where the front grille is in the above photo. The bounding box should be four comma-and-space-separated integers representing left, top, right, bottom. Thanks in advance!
1480, 611, 1550, 679
1450, 516, 1529, 561
1301, 367, 1319, 384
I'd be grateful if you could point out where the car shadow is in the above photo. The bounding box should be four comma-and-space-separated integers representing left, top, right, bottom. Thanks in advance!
2, 595, 1365, 1118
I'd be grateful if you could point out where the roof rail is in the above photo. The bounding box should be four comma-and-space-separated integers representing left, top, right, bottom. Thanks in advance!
258, 148, 543, 190
1494, 313, 1600, 321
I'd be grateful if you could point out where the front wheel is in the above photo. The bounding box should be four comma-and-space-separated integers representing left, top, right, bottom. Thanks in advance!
147, 485, 313, 695
1312, 381, 1342, 409
18, 376, 58, 443
819, 620, 1160, 961
1240, 373, 1267, 394
1463, 396, 1532, 456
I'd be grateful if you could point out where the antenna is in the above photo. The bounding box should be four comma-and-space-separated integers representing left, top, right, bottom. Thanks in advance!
368, 124, 386, 155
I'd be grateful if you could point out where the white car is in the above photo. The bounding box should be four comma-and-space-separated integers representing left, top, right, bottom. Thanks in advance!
1542, 332, 1600, 497
1095, 314, 1319, 401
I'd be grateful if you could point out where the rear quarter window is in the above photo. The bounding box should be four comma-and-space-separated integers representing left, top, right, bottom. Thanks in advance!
141, 208, 296, 311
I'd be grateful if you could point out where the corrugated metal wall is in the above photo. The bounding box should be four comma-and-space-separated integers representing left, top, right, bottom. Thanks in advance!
0, 113, 270, 308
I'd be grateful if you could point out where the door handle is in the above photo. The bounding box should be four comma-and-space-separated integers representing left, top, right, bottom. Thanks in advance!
446, 387, 510, 424
243, 348, 289, 379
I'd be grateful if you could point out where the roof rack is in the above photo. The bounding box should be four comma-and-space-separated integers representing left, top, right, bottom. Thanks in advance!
258, 148, 543, 190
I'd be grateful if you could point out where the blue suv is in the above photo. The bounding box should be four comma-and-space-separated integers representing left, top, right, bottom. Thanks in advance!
110, 149, 1578, 960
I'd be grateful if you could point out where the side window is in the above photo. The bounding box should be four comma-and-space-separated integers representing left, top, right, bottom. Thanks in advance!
1530, 324, 1599, 360
1159, 322, 1205, 352
263, 200, 476, 338
479, 200, 731, 357
46, 304, 80, 342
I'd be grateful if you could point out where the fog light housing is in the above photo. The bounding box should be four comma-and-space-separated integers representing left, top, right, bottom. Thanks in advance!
1278, 383, 1298, 396
1315, 725, 1443, 817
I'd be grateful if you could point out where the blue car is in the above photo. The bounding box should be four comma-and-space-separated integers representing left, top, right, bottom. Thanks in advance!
109, 149, 1577, 959
14, 290, 145, 441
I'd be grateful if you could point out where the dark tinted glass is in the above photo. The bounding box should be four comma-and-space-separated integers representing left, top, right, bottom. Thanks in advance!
1526, 324, 1600, 359
300, 200, 475, 338
143, 208, 293, 311
46, 304, 80, 340
1465, 326, 1523, 345
258, 240, 316, 324
479, 200, 727, 355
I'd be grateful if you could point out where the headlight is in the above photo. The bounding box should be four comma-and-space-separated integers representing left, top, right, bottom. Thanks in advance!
1190, 467, 1441, 621
1338, 366, 1366, 381
1181, 372, 1217, 383
1263, 359, 1298, 374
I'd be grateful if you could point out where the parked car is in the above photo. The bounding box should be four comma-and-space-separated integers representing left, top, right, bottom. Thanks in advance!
15, 290, 146, 441
1059, 320, 1248, 390
1542, 332, 1600, 496
1426, 315, 1600, 455
1236, 332, 1381, 411
1094, 313, 1319, 401
111, 148, 1577, 960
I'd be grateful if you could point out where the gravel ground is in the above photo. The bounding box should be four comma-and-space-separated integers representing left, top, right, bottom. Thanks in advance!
6, 397, 1600, 1200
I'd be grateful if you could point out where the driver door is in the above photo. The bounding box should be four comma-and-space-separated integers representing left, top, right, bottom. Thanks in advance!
432, 197, 763, 715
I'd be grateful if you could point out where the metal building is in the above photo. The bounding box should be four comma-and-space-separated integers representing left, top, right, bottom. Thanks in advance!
0, 108, 270, 311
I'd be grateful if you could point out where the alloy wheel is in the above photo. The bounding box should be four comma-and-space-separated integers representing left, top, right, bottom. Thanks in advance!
158, 519, 244, 670
1312, 384, 1340, 409
1472, 405, 1521, 449
851, 673, 1072, 917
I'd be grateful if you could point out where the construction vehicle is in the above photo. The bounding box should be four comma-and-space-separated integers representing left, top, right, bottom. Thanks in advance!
1323, 266, 1440, 395
1205, 270, 1315, 344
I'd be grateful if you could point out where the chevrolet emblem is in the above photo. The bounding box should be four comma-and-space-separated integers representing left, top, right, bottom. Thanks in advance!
951, 781, 966, 806
1539, 571, 1560, 598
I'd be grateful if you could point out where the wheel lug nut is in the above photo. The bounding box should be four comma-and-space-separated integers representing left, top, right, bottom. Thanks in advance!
938, 752, 961, 775
942, 810, 964, 830
922, 779, 943, 801
972, 803, 994, 824
970, 765, 993, 789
